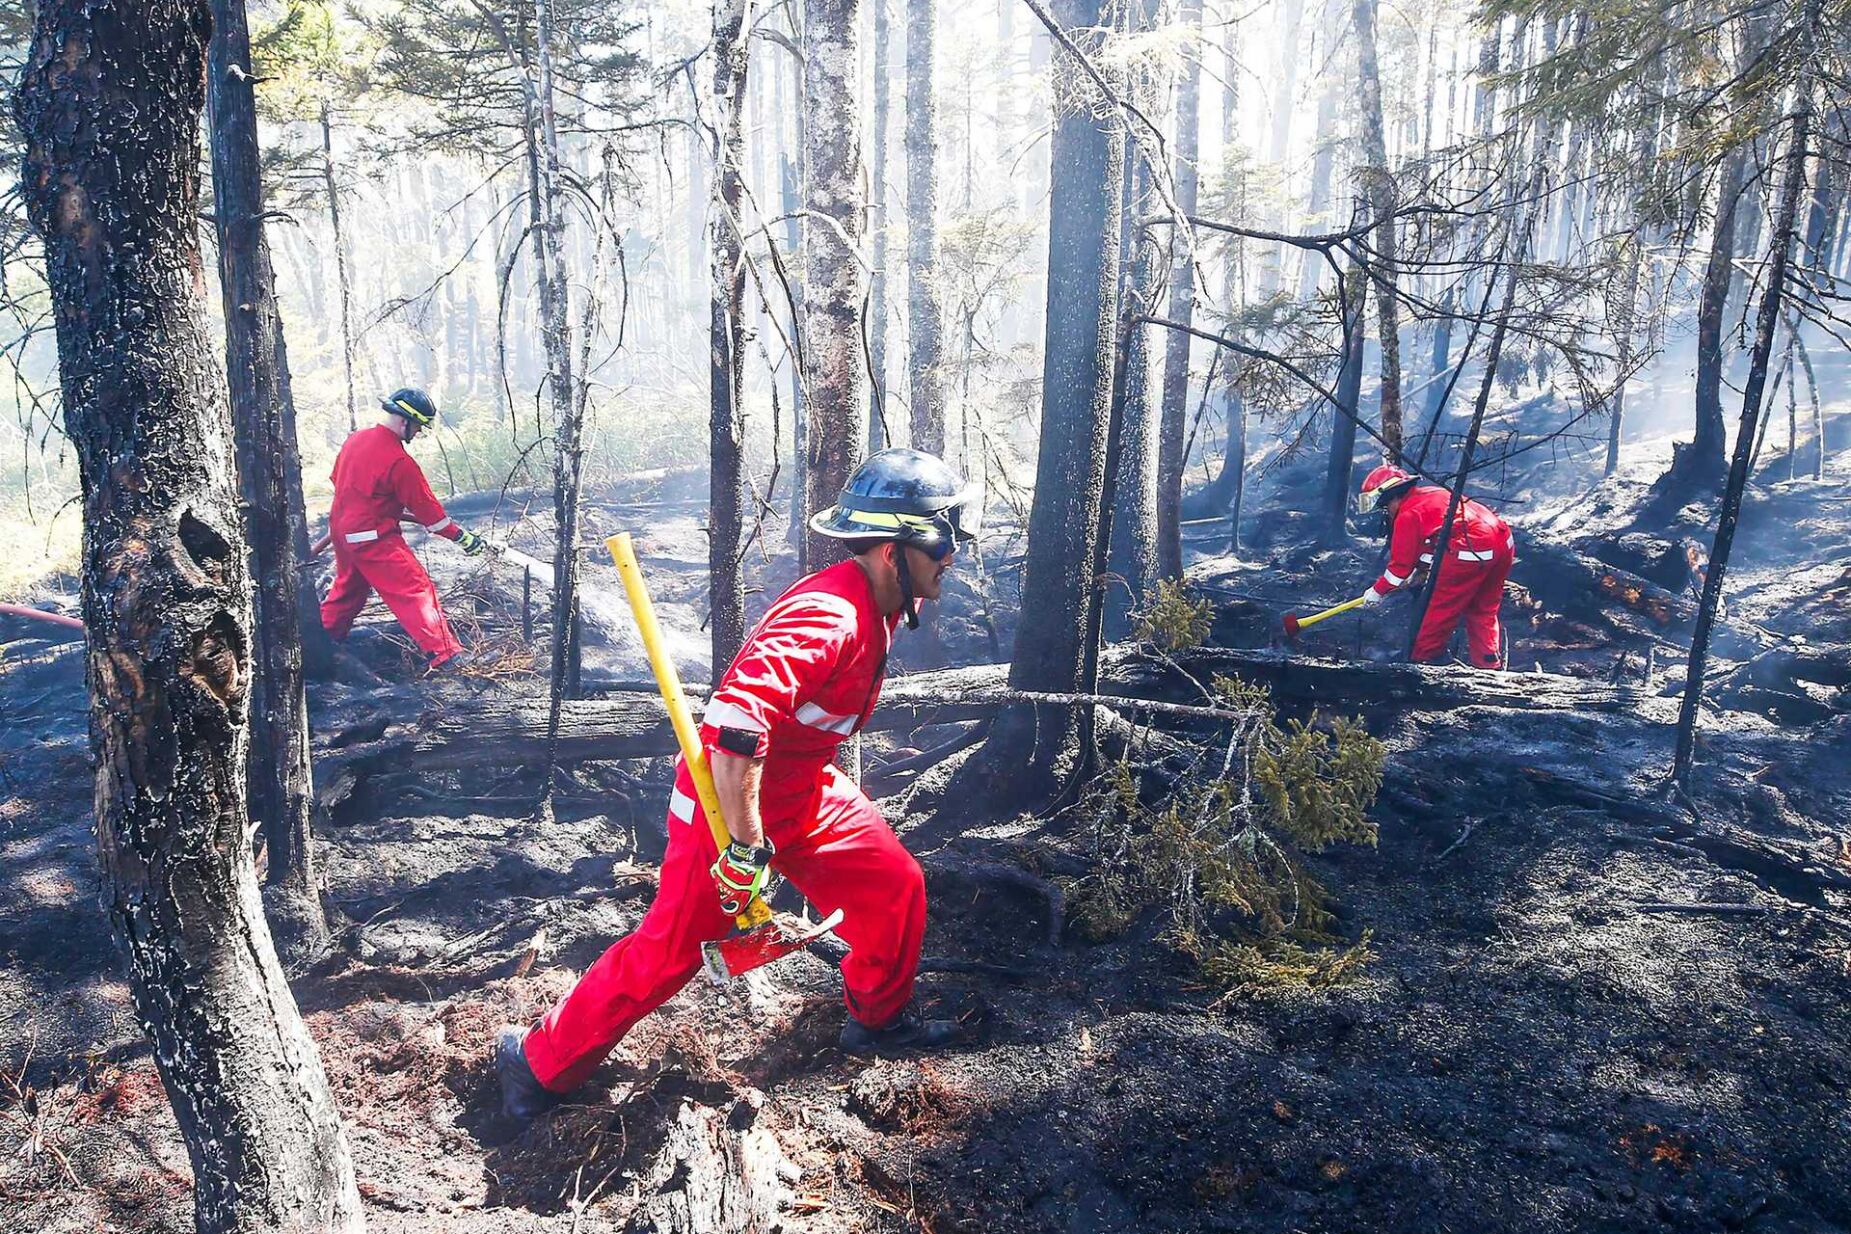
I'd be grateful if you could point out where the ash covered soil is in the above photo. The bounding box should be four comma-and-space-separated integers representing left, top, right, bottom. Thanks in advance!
2, 447, 1850, 1233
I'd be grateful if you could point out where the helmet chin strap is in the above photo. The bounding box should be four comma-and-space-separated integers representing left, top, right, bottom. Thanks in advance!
893, 542, 920, 629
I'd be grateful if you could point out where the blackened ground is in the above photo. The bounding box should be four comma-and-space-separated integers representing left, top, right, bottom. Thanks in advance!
1, 443, 1848, 1231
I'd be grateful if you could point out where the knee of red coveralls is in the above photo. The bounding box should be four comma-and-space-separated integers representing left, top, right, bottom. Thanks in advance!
319, 554, 370, 640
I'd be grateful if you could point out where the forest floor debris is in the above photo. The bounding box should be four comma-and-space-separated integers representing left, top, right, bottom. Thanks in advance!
3, 459, 1850, 1231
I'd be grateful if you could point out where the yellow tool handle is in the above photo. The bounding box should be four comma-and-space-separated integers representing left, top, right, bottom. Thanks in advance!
1295, 595, 1367, 630
607, 532, 770, 929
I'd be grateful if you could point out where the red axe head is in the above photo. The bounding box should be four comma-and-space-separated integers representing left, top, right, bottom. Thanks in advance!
699, 908, 845, 984
1282, 612, 1303, 637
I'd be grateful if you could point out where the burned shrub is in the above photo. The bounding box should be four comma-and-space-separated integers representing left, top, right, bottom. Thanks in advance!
1064, 675, 1383, 992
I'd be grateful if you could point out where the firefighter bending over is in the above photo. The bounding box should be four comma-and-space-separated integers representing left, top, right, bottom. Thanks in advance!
321, 387, 486, 670
1355, 465, 1515, 669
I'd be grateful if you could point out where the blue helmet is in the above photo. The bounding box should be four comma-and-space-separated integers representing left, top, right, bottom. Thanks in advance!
807, 448, 981, 557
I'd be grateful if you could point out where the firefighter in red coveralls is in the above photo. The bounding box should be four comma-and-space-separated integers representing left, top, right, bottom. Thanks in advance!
495, 449, 979, 1119
320, 388, 487, 670
1355, 465, 1515, 668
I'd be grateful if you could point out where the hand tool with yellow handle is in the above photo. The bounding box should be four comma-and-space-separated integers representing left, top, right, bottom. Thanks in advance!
606, 532, 843, 983
1282, 594, 1368, 637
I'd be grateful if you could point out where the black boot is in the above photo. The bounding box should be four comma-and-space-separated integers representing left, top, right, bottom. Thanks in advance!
839, 1008, 965, 1057
496, 1027, 561, 1120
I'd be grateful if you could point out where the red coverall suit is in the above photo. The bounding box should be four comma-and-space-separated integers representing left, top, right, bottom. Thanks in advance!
522, 558, 926, 1093
320, 424, 465, 663
1370, 484, 1515, 668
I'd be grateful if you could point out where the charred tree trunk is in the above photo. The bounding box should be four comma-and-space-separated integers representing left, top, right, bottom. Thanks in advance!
709, 0, 754, 675
529, 0, 583, 712
1155, 0, 1203, 578
15, 0, 363, 1227
208, 0, 329, 960
800, 0, 867, 571
1606, 234, 1644, 476
1106, 166, 1164, 638
1352, 0, 1402, 457
868, 0, 892, 451
1320, 261, 1367, 544
905, 0, 946, 454
1674, 67, 1815, 786
1681, 146, 1750, 490
321, 102, 358, 434
965, 0, 1123, 806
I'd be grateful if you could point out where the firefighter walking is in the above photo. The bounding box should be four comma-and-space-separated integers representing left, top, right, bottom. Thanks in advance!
321, 387, 487, 670
1355, 465, 1515, 669
497, 448, 979, 1119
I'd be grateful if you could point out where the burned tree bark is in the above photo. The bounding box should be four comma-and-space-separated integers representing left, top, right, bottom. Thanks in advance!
1155, 0, 1203, 578
321, 102, 359, 433
534, 0, 584, 703
1674, 63, 1816, 787
905, 0, 946, 455
1680, 146, 1749, 490
964, 0, 1124, 806
15, 0, 363, 1227
868, 0, 892, 451
208, 0, 330, 960
1319, 262, 1367, 545
800, 0, 867, 570
1351, 0, 1402, 457
708, 0, 754, 675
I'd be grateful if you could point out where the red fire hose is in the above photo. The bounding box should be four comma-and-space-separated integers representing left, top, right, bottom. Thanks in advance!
0, 602, 84, 632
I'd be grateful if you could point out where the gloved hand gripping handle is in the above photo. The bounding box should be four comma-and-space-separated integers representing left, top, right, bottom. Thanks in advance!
607, 533, 773, 931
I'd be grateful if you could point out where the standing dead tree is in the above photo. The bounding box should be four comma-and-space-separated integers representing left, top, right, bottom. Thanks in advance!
905, 0, 946, 454
1674, 18, 1818, 787
960, 0, 1124, 808
208, 0, 331, 962
708, 0, 754, 674
14, 0, 363, 1226
799, 0, 867, 569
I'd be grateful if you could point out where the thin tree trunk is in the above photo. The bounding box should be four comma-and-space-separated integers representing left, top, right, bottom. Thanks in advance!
969, 0, 1123, 806
1155, 0, 1203, 578
1606, 234, 1644, 476
209, 0, 329, 960
710, 0, 754, 675
905, 0, 946, 454
800, 0, 868, 570
1255, 0, 1301, 297
15, 0, 363, 1227
1793, 327, 1824, 480
1320, 261, 1367, 544
1352, 0, 1402, 458
321, 102, 358, 434
1295, 79, 1340, 300
1673, 59, 1815, 787
1683, 145, 1749, 488
868, 0, 892, 451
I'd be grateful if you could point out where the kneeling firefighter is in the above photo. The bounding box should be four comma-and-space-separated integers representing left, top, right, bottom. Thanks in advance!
497, 448, 980, 1119
1354, 465, 1515, 669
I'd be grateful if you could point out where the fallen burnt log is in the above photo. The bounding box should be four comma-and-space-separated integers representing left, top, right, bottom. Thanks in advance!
1514, 538, 1770, 657
314, 651, 1656, 812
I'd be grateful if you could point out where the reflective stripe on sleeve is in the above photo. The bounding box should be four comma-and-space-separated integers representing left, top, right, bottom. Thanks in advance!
426, 516, 456, 533
1418, 552, 1434, 565
702, 696, 765, 733
344, 529, 380, 544
795, 701, 859, 735
668, 787, 697, 825
1382, 568, 1407, 588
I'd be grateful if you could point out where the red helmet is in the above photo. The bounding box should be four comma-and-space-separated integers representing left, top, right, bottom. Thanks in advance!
1357, 465, 1415, 514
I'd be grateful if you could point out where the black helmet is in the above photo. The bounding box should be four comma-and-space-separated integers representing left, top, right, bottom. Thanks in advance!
808, 448, 981, 557
381, 387, 439, 428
